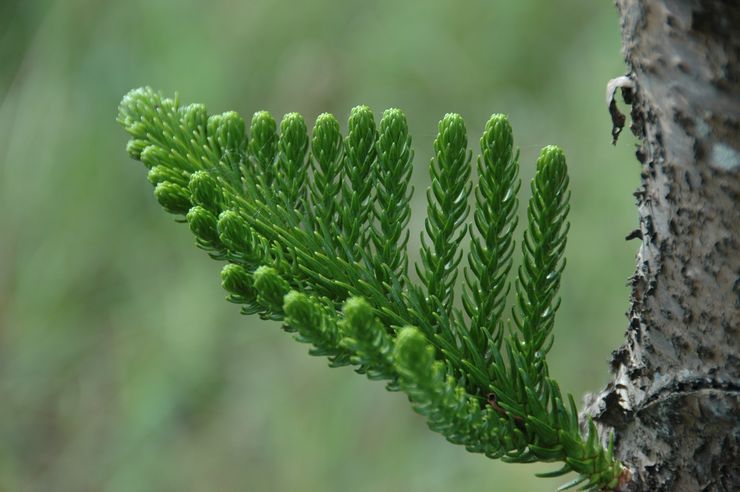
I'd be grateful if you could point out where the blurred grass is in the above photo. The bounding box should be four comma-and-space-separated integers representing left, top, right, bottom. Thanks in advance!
0, 1, 639, 491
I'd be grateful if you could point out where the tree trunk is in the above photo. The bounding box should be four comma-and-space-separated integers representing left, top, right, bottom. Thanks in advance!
584, 1, 740, 490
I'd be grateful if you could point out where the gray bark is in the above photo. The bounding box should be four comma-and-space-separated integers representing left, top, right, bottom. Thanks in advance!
583, 1, 740, 490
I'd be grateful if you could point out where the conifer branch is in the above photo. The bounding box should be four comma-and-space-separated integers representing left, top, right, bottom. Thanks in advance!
513, 145, 570, 386
118, 87, 623, 491
417, 113, 472, 321
248, 111, 278, 186
372, 109, 414, 291
394, 326, 512, 458
284, 291, 351, 367
339, 297, 397, 387
275, 113, 309, 218
462, 114, 520, 381
309, 113, 344, 254
341, 106, 377, 262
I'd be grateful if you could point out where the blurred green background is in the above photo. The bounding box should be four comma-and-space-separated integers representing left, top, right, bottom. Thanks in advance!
0, 1, 639, 491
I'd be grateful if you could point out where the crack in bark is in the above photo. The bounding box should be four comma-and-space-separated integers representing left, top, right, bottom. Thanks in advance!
638, 380, 740, 414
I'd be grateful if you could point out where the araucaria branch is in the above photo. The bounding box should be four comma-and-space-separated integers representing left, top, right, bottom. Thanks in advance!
118, 87, 624, 490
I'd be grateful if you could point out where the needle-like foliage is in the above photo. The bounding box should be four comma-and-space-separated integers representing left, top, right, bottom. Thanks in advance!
418, 113, 472, 316
461, 115, 520, 377
513, 146, 570, 387
309, 113, 344, 254
118, 87, 623, 491
341, 105, 377, 261
372, 109, 414, 292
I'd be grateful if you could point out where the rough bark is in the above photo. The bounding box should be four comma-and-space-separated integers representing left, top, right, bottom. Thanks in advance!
583, 1, 740, 490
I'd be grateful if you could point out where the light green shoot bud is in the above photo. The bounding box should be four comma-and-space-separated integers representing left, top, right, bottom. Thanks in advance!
140, 145, 169, 169
339, 296, 396, 382
536, 145, 567, 175
378, 108, 409, 160
179, 103, 208, 133
147, 165, 188, 186
435, 113, 467, 160
394, 326, 435, 376
221, 264, 253, 299
531, 145, 568, 216
126, 139, 149, 160
253, 266, 290, 314
186, 206, 219, 244
311, 113, 342, 168
154, 181, 191, 214
249, 110, 278, 172
217, 210, 252, 253
284, 291, 347, 363
212, 111, 246, 153
188, 170, 222, 212
347, 105, 376, 164
279, 112, 309, 166
207, 113, 224, 138
481, 114, 514, 161
118, 87, 156, 131
340, 297, 375, 339
118, 87, 167, 129
283, 291, 320, 330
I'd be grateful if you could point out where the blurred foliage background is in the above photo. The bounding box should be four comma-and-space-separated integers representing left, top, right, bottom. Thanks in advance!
0, 1, 639, 491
